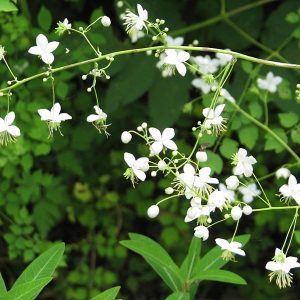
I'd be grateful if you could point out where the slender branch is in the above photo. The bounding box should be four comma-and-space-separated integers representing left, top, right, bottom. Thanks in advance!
2, 44, 300, 94
169, 0, 277, 36
253, 206, 300, 212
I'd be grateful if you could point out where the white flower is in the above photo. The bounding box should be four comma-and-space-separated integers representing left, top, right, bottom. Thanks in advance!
0, 45, 5, 60
231, 206, 242, 221
242, 205, 253, 215
266, 248, 300, 288
28, 34, 59, 64
220, 88, 235, 102
192, 78, 212, 94
149, 127, 177, 154
257, 72, 282, 93
192, 55, 219, 74
215, 238, 245, 261
238, 183, 261, 203
178, 163, 198, 199
208, 190, 229, 210
232, 148, 257, 177
185, 206, 201, 222
225, 175, 239, 190
38, 102, 72, 136
147, 205, 159, 218
124, 152, 149, 185
165, 36, 184, 46
219, 183, 235, 202
276, 167, 291, 180
123, 4, 148, 37
216, 51, 233, 66
101, 16, 111, 27
62, 18, 72, 29
87, 106, 109, 136
0, 112, 21, 145
162, 49, 190, 76
194, 225, 209, 241
196, 151, 207, 162
195, 167, 219, 196
279, 175, 300, 204
202, 104, 226, 134
121, 131, 132, 143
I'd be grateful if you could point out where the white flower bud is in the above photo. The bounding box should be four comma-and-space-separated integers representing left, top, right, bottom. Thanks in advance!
42, 78, 47, 82
137, 126, 143, 131
231, 206, 242, 221
158, 160, 167, 171
196, 151, 207, 162
147, 205, 159, 218
165, 187, 174, 195
101, 16, 111, 27
142, 122, 147, 128
82, 75, 87, 80
172, 150, 178, 156
87, 87, 92, 92
121, 131, 132, 143
146, 50, 152, 56
224, 213, 230, 219
174, 159, 178, 164
207, 217, 212, 223
275, 167, 290, 179
225, 175, 239, 190
117, 1, 123, 8
242, 205, 253, 215
194, 225, 209, 241
151, 171, 157, 177
79, 26, 84, 31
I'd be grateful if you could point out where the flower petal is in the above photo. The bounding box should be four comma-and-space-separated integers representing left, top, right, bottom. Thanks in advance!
41, 52, 54, 64
52, 103, 61, 117
177, 51, 190, 62
46, 41, 59, 53
7, 125, 20, 136
162, 128, 175, 140
151, 141, 163, 154
87, 114, 100, 122
57, 113, 72, 122
4, 112, 15, 125
134, 169, 146, 181
36, 34, 48, 50
38, 109, 52, 121
149, 127, 162, 140
124, 152, 135, 167
28, 46, 43, 55
176, 62, 186, 76
163, 139, 177, 150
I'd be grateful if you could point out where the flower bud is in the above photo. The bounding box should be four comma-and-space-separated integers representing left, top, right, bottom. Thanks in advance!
82, 75, 87, 80
194, 225, 209, 241
242, 205, 253, 215
101, 16, 111, 27
165, 187, 174, 195
137, 126, 143, 132
231, 206, 242, 221
117, 1, 123, 8
151, 171, 157, 177
147, 205, 159, 218
121, 131, 132, 143
225, 175, 239, 190
158, 160, 167, 171
196, 151, 207, 162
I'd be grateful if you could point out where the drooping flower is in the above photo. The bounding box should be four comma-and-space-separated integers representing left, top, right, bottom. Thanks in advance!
232, 148, 257, 177
266, 248, 300, 288
38, 102, 72, 136
216, 50, 233, 66
257, 72, 282, 93
0, 45, 5, 61
225, 175, 239, 190
56, 18, 72, 35
178, 163, 198, 199
202, 104, 226, 134
123, 152, 149, 186
215, 238, 246, 261
194, 225, 209, 241
276, 167, 291, 180
87, 105, 110, 136
219, 183, 235, 203
149, 127, 177, 155
192, 55, 219, 74
162, 49, 190, 76
28, 34, 59, 64
0, 112, 21, 145
123, 4, 148, 38
194, 167, 219, 197
192, 78, 213, 94
279, 174, 300, 204
238, 183, 261, 203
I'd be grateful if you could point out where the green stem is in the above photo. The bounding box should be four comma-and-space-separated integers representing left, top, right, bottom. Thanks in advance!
169, 0, 277, 36
228, 101, 300, 163
253, 206, 300, 212
2, 44, 300, 95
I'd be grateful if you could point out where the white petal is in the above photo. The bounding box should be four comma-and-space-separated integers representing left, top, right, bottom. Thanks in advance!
266, 261, 280, 272
151, 141, 163, 154
198, 167, 211, 178
176, 62, 186, 76
28, 46, 43, 55
38, 109, 52, 120
124, 152, 135, 167
57, 113, 72, 121
94, 105, 101, 115
87, 114, 100, 122
215, 238, 229, 249
233, 248, 246, 256
36, 34, 48, 50
4, 112, 15, 125
149, 127, 162, 140
46, 41, 59, 53
134, 169, 146, 181
288, 175, 297, 187
7, 125, 20, 136
177, 51, 190, 62
163, 140, 177, 151
202, 108, 214, 119
238, 148, 247, 158
165, 49, 177, 58
214, 104, 225, 117
52, 103, 61, 117
0, 118, 6, 132
41, 52, 54, 64
162, 128, 175, 140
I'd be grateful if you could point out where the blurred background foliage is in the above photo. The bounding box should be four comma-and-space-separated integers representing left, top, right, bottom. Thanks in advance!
0, 0, 300, 299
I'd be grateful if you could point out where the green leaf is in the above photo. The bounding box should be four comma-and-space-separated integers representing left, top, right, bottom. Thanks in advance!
165, 292, 190, 300
0, 0, 18, 12
264, 128, 288, 153
240, 61, 253, 74
13, 243, 64, 288
105, 55, 156, 112
191, 270, 246, 285
291, 125, 300, 144
149, 74, 191, 128
249, 101, 263, 119
37, 6, 52, 32
0, 274, 6, 295
1, 277, 52, 300
278, 112, 299, 128
180, 237, 201, 280
238, 125, 259, 149
219, 138, 238, 159
120, 233, 183, 292
90, 286, 120, 300
192, 234, 250, 277
285, 12, 299, 24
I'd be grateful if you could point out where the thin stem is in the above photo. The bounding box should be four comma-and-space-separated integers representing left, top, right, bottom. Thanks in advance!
285, 208, 298, 254
93, 86, 99, 107
51, 77, 55, 105
281, 208, 298, 252
3, 45, 300, 94
231, 219, 240, 241
169, 0, 277, 36
253, 173, 271, 206
3, 57, 17, 81
253, 206, 300, 212
228, 101, 300, 163
263, 91, 269, 126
